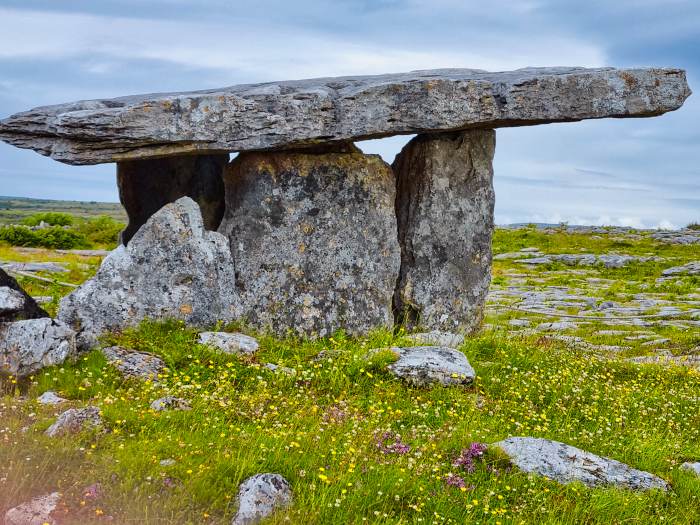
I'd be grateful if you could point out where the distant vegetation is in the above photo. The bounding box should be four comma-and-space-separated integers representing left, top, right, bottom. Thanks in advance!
0, 195, 126, 225
687, 222, 700, 231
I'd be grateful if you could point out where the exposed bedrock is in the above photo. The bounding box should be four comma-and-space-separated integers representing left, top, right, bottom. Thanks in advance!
117, 153, 227, 244
393, 129, 495, 333
218, 144, 400, 337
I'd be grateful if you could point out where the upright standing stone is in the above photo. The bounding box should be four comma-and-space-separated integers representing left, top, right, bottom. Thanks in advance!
117, 153, 228, 244
393, 129, 495, 333
219, 144, 400, 337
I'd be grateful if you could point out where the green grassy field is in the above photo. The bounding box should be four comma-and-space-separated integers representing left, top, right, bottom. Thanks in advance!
0, 196, 126, 225
1, 211, 699, 523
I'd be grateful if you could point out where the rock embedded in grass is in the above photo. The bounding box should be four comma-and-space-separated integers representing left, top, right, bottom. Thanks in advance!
4, 491, 61, 525
37, 391, 67, 405
382, 346, 475, 387
198, 331, 259, 355
102, 346, 166, 381
57, 197, 238, 351
493, 437, 669, 491
45, 406, 102, 437
150, 396, 191, 411
232, 473, 292, 525
681, 462, 700, 477
0, 318, 76, 378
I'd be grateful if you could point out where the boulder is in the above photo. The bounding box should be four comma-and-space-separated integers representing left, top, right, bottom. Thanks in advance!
117, 154, 228, 244
198, 331, 259, 355
0, 67, 689, 165
0, 268, 48, 322
384, 346, 475, 387
232, 473, 292, 525
58, 197, 238, 350
102, 346, 166, 380
218, 145, 400, 337
45, 406, 102, 437
493, 437, 669, 491
393, 129, 495, 333
4, 492, 61, 525
0, 318, 76, 378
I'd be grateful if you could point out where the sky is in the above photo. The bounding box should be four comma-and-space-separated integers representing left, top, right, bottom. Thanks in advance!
0, 0, 697, 228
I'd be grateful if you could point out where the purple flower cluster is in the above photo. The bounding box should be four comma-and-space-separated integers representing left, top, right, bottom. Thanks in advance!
444, 473, 470, 489
375, 431, 411, 455
452, 442, 488, 473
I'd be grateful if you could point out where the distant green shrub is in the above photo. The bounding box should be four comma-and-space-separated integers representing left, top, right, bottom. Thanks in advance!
74, 215, 124, 247
0, 225, 89, 249
22, 212, 74, 227
687, 222, 700, 230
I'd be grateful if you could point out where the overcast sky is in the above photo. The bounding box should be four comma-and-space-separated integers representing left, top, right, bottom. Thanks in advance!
0, 0, 697, 228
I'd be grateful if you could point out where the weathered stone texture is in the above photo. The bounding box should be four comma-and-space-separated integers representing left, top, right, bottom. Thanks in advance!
232, 473, 293, 525
218, 145, 400, 337
0, 268, 48, 322
393, 129, 495, 333
0, 67, 690, 164
117, 153, 227, 244
385, 346, 476, 387
58, 197, 237, 350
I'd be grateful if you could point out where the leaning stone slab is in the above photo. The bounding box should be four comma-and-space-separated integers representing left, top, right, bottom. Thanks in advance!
58, 197, 237, 350
232, 473, 293, 525
0, 268, 48, 322
0, 318, 76, 378
45, 406, 102, 437
198, 331, 259, 355
393, 129, 494, 333
0, 67, 689, 165
4, 491, 61, 525
383, 346, 475, 387
102, 346, 166, 380
494, 437, 669, 491
219, 145, 400, 337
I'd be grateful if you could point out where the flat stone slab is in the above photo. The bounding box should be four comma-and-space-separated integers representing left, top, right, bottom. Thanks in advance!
384, 346, 475, 387
494, 437, 669, 491
0, 67, 689, 165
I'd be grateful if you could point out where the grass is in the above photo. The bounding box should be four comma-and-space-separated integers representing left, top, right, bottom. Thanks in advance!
1, 222, 699, 524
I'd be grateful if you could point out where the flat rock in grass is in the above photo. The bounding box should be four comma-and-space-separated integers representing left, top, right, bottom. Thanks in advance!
37, 391, 67, 405
45, 406, 102, 437
57, 197, 237, 351
264, 363, 297, 376
681, 462, 700, 477
1, 262, 68, 274
150, 396, 191, 411
537, 321, 578, 331
102, 346, 166, 380
405, 331, 464, 348
232, 473, 292, 525
4, 491, 61, 525
0, 318, 76, 378
626, 353, 700, 368
0, 269, 48, 322
198, 332, 259, 355
384, 346, 475, 387
493, 437, 669, 491
661, 261, 700, 276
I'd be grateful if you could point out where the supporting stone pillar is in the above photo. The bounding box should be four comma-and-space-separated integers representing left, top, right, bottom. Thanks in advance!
218, 144, 400, 337
117, 153, 228, 244
392, 129, 495, 333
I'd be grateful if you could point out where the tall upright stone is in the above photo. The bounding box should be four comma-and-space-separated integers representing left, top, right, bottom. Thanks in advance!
392, 129, 495, 333
219, 144, 400, 337
117, 153, 228, 244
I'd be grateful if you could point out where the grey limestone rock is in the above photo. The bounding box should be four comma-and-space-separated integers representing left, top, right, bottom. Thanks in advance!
58, 197, 237, 350
45, 406, 102, 437
393, 129, 495, 333
0, 287, 25, 314
4, 492, 61, 525
150, 396, 191, 411
681, 462, 700, 477
219, 145, 400, 337
0, 318, 76, 378
232, 473, 293, 525
405, 331, 464, 348
198, 331, 259, 355
0, 67, 689, 165
0, 268, 48, 322
102, 346, 166, 380
494, 437, 669, 490
37, 391, 67, 405
384, 346, 475, 387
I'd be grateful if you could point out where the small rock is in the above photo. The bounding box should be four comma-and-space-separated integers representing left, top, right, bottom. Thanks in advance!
45, 406, 102, 437
494, 437, 668, 490
0, 269, 48, 322
0, 318, 76, 378
4, 492, 61, 525
160, 458, 177, 467
102, 346, 165, 381
232, 473, 292, 525
641, 338, 670, 346
37, 391, 66, 405
150, 396, 191, 411
661, 261, 700, 276
508, 319, 530, 327
681, 462, 700, 477
405, 331, 464, 348
537, 321, 578, 331
383, 346, 475, 387
198, 332, 259, 355
264, 363, 297, 376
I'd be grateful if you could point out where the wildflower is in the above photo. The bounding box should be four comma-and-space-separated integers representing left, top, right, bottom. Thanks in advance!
375, 431, 411, 455
453, 442, 488, 473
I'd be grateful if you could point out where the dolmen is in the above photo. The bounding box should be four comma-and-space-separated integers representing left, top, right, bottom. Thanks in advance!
0, 67, 691, 345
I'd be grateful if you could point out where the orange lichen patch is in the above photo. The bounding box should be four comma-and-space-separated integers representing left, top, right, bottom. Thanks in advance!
620, 72, 638, 89
179, 304, 193, 315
